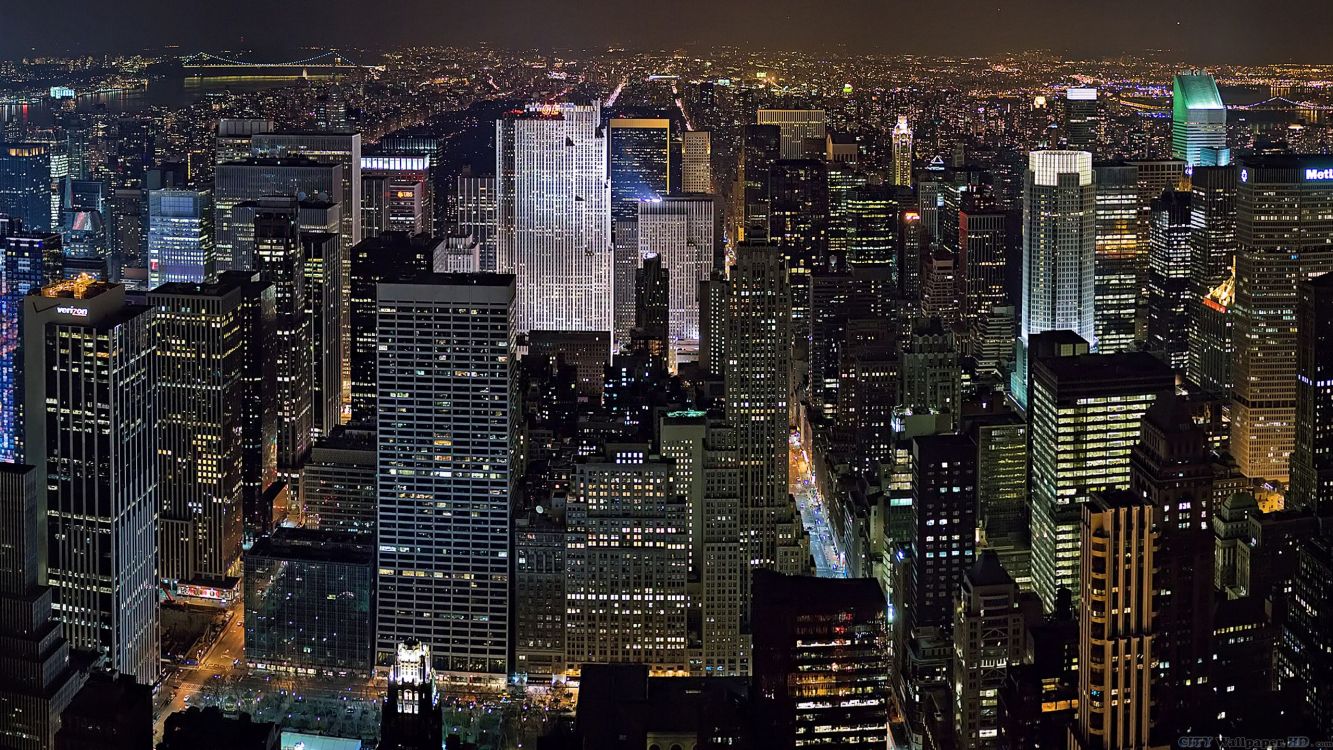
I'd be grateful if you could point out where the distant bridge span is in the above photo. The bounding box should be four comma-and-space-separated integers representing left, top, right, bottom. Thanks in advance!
182, 50, 382, 74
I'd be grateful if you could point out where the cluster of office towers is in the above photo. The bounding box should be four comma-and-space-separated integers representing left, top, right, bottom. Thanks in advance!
2, 68, 1333, 750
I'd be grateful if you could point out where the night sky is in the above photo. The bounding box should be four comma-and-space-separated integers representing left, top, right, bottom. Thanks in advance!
3, 0, 1332, 62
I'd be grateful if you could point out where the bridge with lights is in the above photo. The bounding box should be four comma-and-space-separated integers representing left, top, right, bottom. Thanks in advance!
181, 50, 380, 77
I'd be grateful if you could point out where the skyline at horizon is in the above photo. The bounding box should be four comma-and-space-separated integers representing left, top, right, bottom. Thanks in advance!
5, 0, 1333, 64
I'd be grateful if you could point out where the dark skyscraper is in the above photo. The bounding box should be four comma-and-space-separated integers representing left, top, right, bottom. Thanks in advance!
1146, 190, 1192, 370
348, 232, 435, 425
0, 464, 85, 750
739, 124, 780, 243
253, 199, 312, 491
0, 144, 52, 232
1289, 271, 1333, 516
608, 117, 671, 222
216, 271, 279, 541
752, 571, 889, 750
908, 433, 978, 629
1130, 395, 1215, 741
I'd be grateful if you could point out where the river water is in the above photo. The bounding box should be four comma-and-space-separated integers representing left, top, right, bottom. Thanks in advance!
1, 75, 321, 127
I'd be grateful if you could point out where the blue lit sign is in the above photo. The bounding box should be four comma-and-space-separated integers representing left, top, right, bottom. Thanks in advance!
1306, 168, 1333, 181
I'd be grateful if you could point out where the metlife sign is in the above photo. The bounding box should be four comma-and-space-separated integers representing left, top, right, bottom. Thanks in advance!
1305, 167, 1333, 182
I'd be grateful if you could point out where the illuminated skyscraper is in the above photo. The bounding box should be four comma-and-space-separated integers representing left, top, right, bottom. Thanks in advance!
1072, 491, 1155, 750
149, 281, 246, 583
375, 274, 516, 676
147, 188, 214, 288
636, 195, 718, 359
1172, 71, 1228, 168
1289, 272, 1333, 516
1012, 151, 1095, 408
379, 641, 442, 749
455, 175, 498, 271
658, 411, 746, 676
756, 109, 826, 160
0, 144, 52, 232
726, 244, 802, 581
892, 115, 913, 187
1065, 88, 1099, 151
496, 103, 610, 335
249, 131, 362, 247
1231, 156, 1333, 481
752, 572, 889, 749
22, 279, 159, 684
360, 155, 429, 238
0, 223, 60, 462
908, 433, 978, 629
1092, 163, 1140, 354
680, 130, 711, 193
1029, 349, 1172, 612
564, 445, 690, 675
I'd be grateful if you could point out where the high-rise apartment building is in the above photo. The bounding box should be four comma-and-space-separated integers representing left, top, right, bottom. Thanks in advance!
496, 103, 610, 335
756, 109, 826, 160
1029, 350, 1173, 611
1013, 151, 1095, 408
22, 279, 159, 684
1172, 71, 1228, 168
149, 281, 246, 582
1092, 163, 1140, 354
1231, 156, 1333, 481
680, 130, 711, 193
375, 274, 517, 676
147, 188, 214, 288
